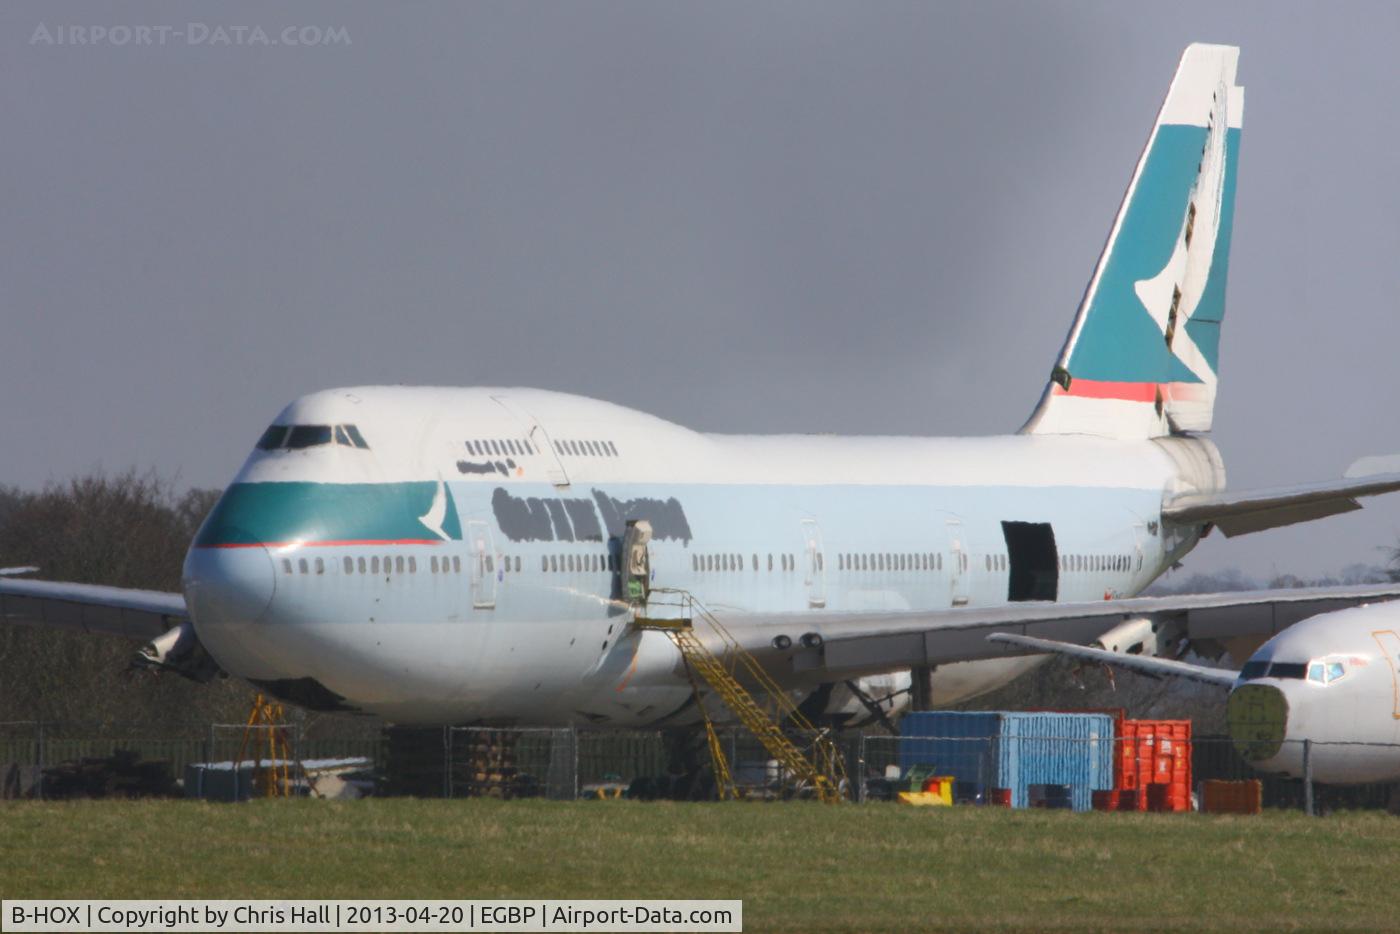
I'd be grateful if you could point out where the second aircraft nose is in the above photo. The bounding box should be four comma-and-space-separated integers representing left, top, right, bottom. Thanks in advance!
1227, 682, 1290, 764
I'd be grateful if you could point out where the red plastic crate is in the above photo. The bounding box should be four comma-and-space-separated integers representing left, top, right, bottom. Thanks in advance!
1121, 720, 1191, 812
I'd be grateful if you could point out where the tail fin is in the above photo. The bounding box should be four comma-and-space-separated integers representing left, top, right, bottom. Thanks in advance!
1023, 43, 1243, 439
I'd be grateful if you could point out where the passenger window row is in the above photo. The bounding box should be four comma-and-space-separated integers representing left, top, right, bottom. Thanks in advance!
692, 553, 800, 573
258, 423, 370, 451
1062, 554, 1135, 573
553, 439, 619, 458
838, 553, 944, 572
541, 553, 617, 573
466, 438, 535, 458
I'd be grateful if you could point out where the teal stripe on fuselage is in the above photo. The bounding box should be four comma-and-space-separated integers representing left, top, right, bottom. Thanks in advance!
195, 481, 462, 546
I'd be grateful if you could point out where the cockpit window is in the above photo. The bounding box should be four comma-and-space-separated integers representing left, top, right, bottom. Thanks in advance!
1327, 661, 1346, 682
257, 423, 370, 451
1240, 661, 1269, 680
286, 425, 333, 449
1266, 662, 1307, 680
1241, 660, 1308, 681
1308, 663, 1326, 683
256, 425, 289, 450
343, 424, 370, 449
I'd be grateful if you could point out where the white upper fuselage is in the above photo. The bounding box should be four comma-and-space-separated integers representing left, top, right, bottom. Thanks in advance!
183, 386, 1215, 725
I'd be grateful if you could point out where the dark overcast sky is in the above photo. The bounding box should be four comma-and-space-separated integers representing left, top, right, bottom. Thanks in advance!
3, 1, 1399, 581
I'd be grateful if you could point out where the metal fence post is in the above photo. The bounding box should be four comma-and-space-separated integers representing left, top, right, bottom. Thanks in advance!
443, 726, 453, 800
856, 733, 867, 803
35, 721, 45, 801
1303, 739, 1314, 816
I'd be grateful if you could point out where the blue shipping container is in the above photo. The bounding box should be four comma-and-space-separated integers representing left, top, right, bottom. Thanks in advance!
898, 711, 1114, 811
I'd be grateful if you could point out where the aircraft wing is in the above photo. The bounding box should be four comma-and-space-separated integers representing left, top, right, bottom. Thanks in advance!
985, 633, 1239, 687
0, 577, 187, 641
700, 582, 1400, 683
1162, 472, 1400, 537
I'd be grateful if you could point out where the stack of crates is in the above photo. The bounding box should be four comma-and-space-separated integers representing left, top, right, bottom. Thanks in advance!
898, 711, 1114, 811
1118, 720, 1191, 812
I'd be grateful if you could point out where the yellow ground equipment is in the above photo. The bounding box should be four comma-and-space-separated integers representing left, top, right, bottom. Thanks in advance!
634, 589, 847, 804
234, 693, 300, 798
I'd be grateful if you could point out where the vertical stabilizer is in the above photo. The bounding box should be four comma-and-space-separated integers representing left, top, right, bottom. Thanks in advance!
1023, 44, 1243, 439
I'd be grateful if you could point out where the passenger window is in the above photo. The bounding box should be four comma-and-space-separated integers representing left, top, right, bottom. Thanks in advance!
485, 556, 494, 572
314, 558, 324, 575
607, 441, 619, 456
257, 425, 290, 450
432, 556, 440, 573
567, 555, 575, 572
452, 556, 461, 573
553, 441, 564, 454
298, 558, 309, 574
357, 557, 366, 574
396, 556, 405, 574
768, 554, 773, 571
343, 557, 353, 574
287, 425, 333, 449
753, 554, 759, 571
541, 556, 549, 572
282, 558, 293, 574
409, 557, 417, 573
382, 555, 391, 573
515, 556, 521, 573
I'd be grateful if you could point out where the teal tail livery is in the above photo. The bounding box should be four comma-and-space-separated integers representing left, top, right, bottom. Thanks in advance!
8, 44, 1400, 734
1024, 43, 1243, 439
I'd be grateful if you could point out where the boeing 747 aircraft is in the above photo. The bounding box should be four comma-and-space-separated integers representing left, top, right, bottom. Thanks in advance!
6, 44, 1400, 739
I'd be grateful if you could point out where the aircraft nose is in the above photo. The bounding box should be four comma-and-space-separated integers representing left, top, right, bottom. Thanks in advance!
182, 537, 277, 628
1227, 682, 1289, 763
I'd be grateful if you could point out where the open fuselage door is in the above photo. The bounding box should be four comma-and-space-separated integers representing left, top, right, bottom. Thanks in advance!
801, 519, 826, 609
1001, 521, 1059, 602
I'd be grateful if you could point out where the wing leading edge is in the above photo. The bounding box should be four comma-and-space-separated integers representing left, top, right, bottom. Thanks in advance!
985, 632, 1239, 687
701, 583, 1400, 684
0, 577, 186, 641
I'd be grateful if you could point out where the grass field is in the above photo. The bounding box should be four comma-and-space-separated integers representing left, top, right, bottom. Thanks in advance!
2, 799, 1396, 932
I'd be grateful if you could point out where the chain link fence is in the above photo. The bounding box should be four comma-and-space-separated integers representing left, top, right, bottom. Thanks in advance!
4, 720, 1398, 813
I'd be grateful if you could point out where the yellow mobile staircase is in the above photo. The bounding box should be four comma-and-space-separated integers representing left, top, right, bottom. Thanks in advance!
634, 589, 847, 804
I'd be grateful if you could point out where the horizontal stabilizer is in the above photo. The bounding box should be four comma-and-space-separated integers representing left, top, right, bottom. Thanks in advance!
1162, 472, 1400, 537
1346, 454, 1400, 479
986, 632, 1238, 687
